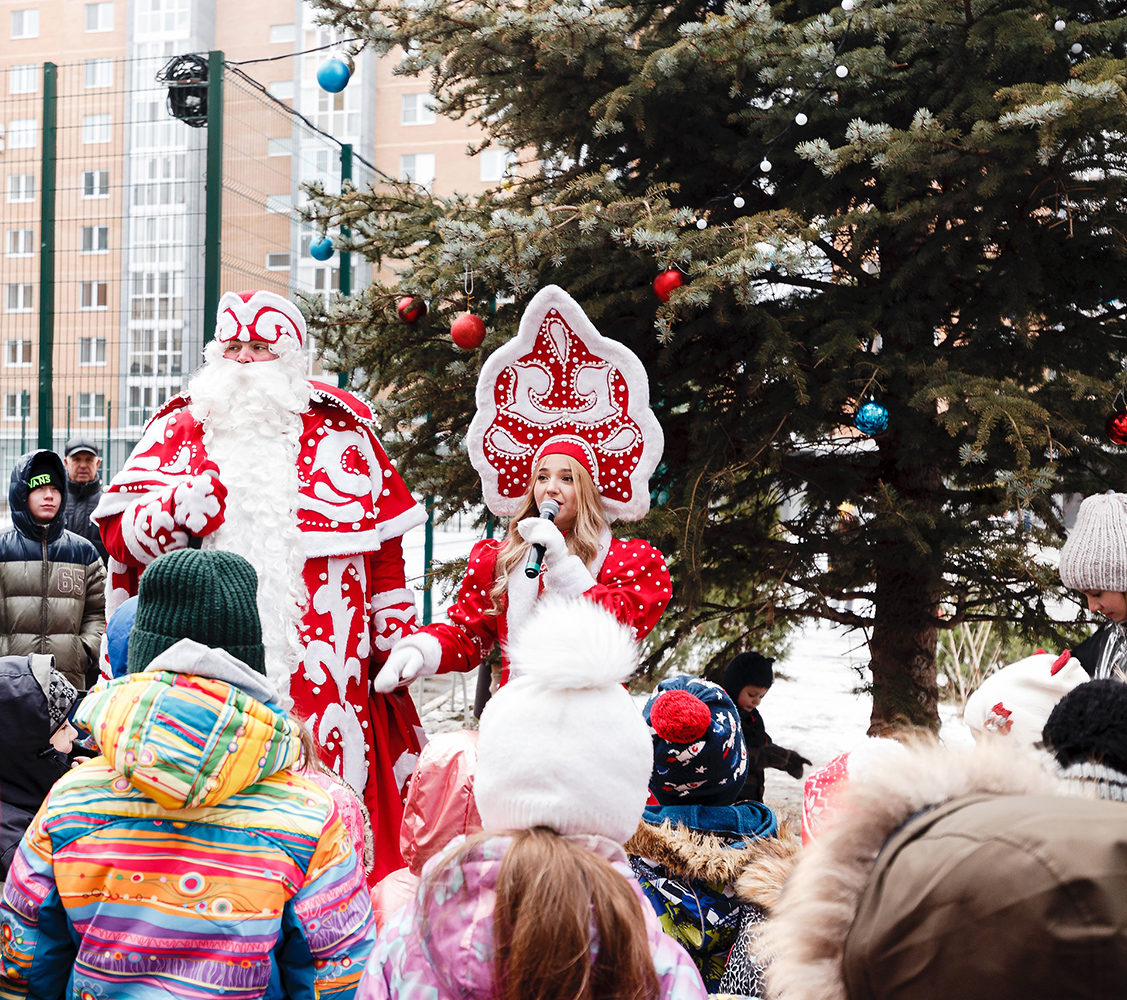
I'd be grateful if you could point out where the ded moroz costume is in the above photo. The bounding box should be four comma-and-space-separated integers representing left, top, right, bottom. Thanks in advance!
92, 290, 427, 880
375, 284, 672, 691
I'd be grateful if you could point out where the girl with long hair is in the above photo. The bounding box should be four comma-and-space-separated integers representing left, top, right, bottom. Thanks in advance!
375, 285, 672, 692
358, 598, 707, 1000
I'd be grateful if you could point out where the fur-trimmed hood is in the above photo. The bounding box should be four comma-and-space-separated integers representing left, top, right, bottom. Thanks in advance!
765, 738, 1127, 1000
626, 819, 800, 904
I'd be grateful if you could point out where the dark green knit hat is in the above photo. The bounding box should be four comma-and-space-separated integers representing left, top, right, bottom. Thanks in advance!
128, 549, 266, 676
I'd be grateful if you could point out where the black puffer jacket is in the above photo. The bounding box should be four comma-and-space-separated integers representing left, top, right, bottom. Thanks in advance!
64, 476, 107, 563
0, 451, 105, 689
0, 653, 72, 880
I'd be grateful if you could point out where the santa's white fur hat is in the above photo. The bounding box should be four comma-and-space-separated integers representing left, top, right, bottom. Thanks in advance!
475, 596, 653, 844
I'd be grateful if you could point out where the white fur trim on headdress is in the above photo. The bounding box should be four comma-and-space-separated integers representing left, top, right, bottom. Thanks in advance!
467, 285, 664, 522
215, 289, 307, 347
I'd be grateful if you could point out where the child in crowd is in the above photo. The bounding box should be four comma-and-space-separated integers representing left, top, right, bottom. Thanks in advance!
370, 730, 481, 931
0, 548, 375, 1000
1056, 491, 1127, 680
721, 651, 810, 802
0, 654, 80, 881
628, 675, 779, 993
1042, 678, 1127, 800
360, 597, 706, 1000
0, 451, 105, 691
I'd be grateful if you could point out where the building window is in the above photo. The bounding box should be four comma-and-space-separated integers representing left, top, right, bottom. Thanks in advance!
4, 393, 31, 420
82, 114, 112, 144
79, 336, 107, 365
5, 339, 32, 365
312, 267, 340, 294
84, 58, 113, 89
7, 174, 34, 203
8, 64, 37, 95
6, 284, 33, 312
265, 252, 290, 270
8, 119, 37, 149
130, 214, 184, 262
266, 194, 292, 214
268, 80, 294, 100
127, 384, 171, 428
129, 272, 182, 323
400, 153, 435, 188
135, 0, 187, 34
10, 9, 39, 38
6, 229, 33, 256
84, 2, 113, 31
479, 148, 517, 182
128, 326, 182, 375
401, 93, 436, 126
131, 154, 185, 207
80, 281, 109, 310
83, 169, 110, 198
270, 23, 294, 43
81, 225, 109, 253
77, 392, 106, 420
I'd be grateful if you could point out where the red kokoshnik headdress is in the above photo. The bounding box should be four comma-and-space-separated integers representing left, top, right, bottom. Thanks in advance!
467, 285, 664, 522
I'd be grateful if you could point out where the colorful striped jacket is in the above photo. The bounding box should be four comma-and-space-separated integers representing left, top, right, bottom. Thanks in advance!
0, 641, 376, 1000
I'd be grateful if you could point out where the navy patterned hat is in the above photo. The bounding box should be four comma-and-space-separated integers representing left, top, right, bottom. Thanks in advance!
643, 675, 748, 806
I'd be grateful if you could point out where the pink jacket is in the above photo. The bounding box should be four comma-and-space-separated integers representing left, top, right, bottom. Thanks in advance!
360, 833, 707, 1000
370, 731, 482, 930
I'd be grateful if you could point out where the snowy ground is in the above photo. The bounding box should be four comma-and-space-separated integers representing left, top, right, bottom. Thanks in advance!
401, 518, 976, 823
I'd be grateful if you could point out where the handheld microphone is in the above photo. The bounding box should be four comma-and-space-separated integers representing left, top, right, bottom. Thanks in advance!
524, 498, 560, 578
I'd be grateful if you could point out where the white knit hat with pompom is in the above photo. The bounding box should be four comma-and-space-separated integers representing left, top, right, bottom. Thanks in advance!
474, 596, 653, 844
1060, 492, 1127, 591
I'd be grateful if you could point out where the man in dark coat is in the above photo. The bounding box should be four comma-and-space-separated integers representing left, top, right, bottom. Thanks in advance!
61, 436, 107, 564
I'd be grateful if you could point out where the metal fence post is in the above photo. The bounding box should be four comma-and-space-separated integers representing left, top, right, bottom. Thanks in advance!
37, 62, 57, 449
422, 497, 434, 624
336, 144, 353, 390
203, 51, 224, 343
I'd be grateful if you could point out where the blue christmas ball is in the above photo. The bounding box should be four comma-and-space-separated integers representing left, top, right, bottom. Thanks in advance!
317, 57, 351, 93
310, 236, 334, 261
854, 400, 889, 436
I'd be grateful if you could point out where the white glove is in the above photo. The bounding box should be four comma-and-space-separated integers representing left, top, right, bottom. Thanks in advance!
372, 644, 427, 694
516, 516, 568, 567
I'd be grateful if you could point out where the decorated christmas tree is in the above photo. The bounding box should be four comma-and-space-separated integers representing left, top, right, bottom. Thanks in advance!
304, 0, 1127, 731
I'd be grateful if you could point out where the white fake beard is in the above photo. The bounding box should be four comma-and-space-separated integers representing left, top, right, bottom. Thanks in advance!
189, 339, 313, 694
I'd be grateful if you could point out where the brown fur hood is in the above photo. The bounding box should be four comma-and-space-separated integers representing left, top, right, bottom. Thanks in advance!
764, 738, 1083, 1000
625, 818, 800, 907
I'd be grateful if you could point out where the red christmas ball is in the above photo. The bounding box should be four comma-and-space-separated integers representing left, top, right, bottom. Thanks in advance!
1106, 410, 1127, 445
451, 312, 486, 350
653, 269, 684, 303
397, 295, 426, 324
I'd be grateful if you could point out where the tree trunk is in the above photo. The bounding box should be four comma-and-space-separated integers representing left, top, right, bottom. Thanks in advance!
867, 462, 943, 735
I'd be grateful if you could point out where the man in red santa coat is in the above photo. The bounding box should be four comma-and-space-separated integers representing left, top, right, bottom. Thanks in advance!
94, 289, 428, 880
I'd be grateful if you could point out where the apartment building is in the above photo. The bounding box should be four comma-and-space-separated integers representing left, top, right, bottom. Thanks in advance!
1, 0, 508, 485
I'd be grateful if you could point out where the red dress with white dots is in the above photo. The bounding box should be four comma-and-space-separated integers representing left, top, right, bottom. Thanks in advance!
421, 531, 672, 684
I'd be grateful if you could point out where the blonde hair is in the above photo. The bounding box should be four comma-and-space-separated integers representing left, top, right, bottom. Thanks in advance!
489, 455, 608, 615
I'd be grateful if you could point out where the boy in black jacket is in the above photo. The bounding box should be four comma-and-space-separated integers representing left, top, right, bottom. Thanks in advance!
721, 652, 810, 802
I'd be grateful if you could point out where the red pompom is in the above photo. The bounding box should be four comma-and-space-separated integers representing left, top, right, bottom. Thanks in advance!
1050, 649, 1071, 676
451, 312, 486, 350
649, 689, 711, 743
653, 269, 683, 303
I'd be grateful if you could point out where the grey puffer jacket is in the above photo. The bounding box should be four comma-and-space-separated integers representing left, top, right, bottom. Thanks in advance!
0, 451, 105, 689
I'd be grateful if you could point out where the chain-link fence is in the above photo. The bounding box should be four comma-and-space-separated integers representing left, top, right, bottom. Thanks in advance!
0, 52, 366, 507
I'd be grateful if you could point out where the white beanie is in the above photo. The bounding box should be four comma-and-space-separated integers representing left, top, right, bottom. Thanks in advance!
1059, 492, 1127, 591
964, 652, 1087, 745
474, 596, 654, 844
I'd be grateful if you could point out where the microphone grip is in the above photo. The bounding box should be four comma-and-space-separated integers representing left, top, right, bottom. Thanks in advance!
523, 499, 560, 579
525, 542, 547, 579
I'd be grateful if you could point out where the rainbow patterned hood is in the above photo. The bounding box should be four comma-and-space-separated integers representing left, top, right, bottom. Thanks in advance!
75, 660, 303, 811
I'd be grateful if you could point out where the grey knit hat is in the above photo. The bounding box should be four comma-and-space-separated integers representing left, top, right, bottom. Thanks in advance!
1059, 492, 1127, 591
46, 667, 78, 735
129, 549, 266, 676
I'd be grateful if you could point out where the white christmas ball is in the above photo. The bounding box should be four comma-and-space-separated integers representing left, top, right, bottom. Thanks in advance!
836, 65, 849, 78
795, 112, 808, 126
1054, 19, 1066, 31
1071, 42, 1083, 54
842, 0, 855, 9
696, 218, 708, 230
760, 158, 772, 172
733, 196, 745, 209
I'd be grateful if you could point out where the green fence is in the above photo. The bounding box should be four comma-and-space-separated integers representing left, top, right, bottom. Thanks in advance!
0, 51, 369, 502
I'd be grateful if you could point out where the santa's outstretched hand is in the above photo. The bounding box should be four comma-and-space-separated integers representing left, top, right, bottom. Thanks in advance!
117, 473, 227, 565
